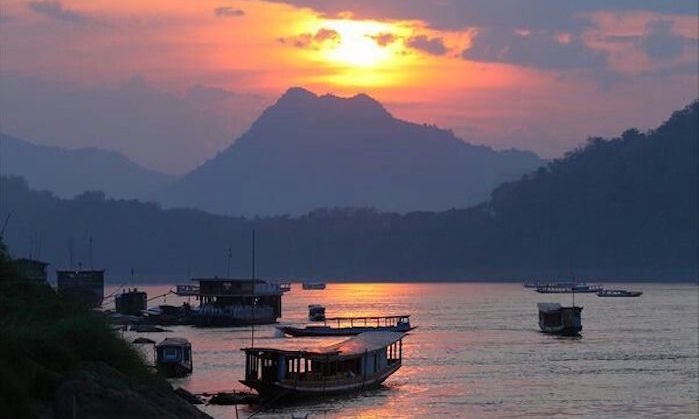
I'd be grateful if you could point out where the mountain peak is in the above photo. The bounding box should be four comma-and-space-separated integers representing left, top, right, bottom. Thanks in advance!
269, 87, 390, 122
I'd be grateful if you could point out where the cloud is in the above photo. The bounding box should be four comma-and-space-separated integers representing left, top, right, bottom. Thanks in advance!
267, 1, 698, 31
641, 20, 689, 60
28, 1, 87, 24
406, 35, 447, 56
462, 29, 607, 69
214, 7, 245, 17
369, 32, 398, 47
280, 28, 341, 49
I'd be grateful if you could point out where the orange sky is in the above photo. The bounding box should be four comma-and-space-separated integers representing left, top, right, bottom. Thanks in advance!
1, 0, 697, 171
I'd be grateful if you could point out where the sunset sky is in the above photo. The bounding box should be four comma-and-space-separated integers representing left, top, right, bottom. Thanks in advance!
1, 0, 697, 173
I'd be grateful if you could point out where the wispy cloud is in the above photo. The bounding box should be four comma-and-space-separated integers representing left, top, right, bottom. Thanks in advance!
369, 32, 398, 47
214, 7, 245, 18
279, 28, 341, 49
28, 1, 87, 25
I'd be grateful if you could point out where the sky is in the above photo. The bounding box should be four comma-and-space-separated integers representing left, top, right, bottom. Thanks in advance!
0, 0, 697, 174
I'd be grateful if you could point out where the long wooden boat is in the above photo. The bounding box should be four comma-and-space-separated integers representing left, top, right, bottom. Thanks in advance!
278, 315, 414, 337
597, 289, 643, 297
537, 303, 582, 336
241, 331, 405, 400
536, 283, 603, 294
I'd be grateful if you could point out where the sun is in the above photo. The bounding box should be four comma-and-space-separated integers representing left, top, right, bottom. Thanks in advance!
318, 20, 398, 68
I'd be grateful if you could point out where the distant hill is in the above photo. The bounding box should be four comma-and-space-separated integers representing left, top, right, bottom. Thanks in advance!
0, 132, 174, 200
1, 100, 696, 280
159, 87, 542, 216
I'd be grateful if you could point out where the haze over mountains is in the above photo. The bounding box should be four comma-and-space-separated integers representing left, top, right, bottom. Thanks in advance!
2, 100, 695, 280
159, 87, 542, 216
0, 132, 174, 200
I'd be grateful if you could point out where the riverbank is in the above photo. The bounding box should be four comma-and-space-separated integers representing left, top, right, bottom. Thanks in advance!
0, 241, 210, 418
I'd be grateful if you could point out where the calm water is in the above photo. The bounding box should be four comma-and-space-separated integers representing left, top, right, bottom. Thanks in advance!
109, 283, 699, 418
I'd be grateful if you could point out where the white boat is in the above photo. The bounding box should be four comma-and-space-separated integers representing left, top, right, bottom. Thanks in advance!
597, 289, 643, 297
241, 331, 406, 400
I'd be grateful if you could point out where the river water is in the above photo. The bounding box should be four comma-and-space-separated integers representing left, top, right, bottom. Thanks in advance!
108, 283, 698, 418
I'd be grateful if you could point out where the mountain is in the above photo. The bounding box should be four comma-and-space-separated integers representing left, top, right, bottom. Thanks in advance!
0, 132, 174, 200
159, 87, 542, 216
1, 100, 695, 280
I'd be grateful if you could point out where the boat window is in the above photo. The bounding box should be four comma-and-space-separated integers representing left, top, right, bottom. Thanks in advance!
163, 347, 179, 361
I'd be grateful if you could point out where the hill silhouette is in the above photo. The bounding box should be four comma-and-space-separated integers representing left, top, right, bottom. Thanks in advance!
159, 87, 542, 216
0, 132, 174, 200
1, 100, 696, 280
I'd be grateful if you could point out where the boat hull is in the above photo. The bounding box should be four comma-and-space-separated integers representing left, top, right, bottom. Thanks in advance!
539, 325, 582, 336
279, 325, 414, 337
157, 362, 192, 378
241, 361, 401, 400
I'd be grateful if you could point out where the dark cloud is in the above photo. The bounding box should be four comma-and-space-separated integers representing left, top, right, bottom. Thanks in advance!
214, 7, 245, 17
462, 29, 607, 69
369, 33, 398, 47
406, 35, 447, 56
641, 20, 689, 60
28, 1, 87, 24
280, 28, 341, 49
266, 1, 697, 31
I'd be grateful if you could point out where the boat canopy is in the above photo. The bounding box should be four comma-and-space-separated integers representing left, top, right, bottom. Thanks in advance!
537, 302, 562, 313
157, 337, 190, 348
241, 331, 405, 359
324, 315, 409, 321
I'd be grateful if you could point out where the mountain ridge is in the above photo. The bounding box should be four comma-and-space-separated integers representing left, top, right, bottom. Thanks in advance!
160, 87, 542, 216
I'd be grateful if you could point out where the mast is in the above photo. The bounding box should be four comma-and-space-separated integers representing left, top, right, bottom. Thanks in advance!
251, 229, 256, 348
226, 247, 232, 277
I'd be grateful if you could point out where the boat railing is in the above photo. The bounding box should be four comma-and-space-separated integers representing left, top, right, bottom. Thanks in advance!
323, 315, 410, 328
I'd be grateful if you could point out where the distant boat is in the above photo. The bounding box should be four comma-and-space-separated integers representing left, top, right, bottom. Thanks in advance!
56, 268, 105, 308
536, 283, 602, 294
523, 281, 541, 289
308, 304, 326, 321
241, 331, 406, 400
115, 288, 147, 316
537, 303, 582, 336
279, 315, 414, 337
597, 289, 643, 297
302, 282, 326, 290
156, 337, 193, 377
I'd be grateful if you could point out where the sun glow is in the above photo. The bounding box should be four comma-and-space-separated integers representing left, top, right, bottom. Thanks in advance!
318, 20, 405, 68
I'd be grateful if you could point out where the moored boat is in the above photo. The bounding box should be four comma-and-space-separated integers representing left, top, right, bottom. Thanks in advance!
241, 331, 406, 400
156, 337, 193, 377
597, 289, 643, 297
537, 303, 582, 336
279, 315, 414, 337
302, 282, 326, 290
536, 282, 603, 294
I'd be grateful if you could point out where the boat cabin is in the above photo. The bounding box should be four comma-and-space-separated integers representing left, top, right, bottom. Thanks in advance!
56, 268, 105, 308
241, 332, 405, 399
115, 288, 147, 315
14, 258, 49, 283
537, 303, 582, 336
156, 337, 193, 377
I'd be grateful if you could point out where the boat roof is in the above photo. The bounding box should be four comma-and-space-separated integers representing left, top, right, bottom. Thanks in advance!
242, 331, 405, 358
192, 277, 267, 283
157, 337, 190, 347
324, 314, 409, 321
537, 302, 582, 312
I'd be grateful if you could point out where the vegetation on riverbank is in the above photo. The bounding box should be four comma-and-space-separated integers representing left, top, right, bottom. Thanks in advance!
0, 240, 209, 418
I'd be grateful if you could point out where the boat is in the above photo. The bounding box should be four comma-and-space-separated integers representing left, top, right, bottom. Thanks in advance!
536, 282, 603, 294
523, 281, 541, 289
279, 315, 414, 337
537, 303, 582, 336
156, 337, 193, 377
241, 331, 406, 400
56, 268, 105, 308
302, 282, 326, 290
597, 289, 643, 297
308, 304, 326, 321
115, 288, 147, 316
190, 277, 283, 327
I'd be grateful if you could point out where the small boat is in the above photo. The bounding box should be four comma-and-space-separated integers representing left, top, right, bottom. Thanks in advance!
156, 337, 193, 377
537, 303, 582, 336
241, 331, 406, 400
279, 315, 414, 337
308, 304, 326, 321
597, 289, 643, 297
523, 281, 541, 289
302, 282, 326, 290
